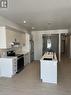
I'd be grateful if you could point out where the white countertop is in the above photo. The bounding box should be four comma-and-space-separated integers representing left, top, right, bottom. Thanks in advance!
41, 52, 57, 61
0, 54, 17, 59
0, 56, 17, 59
16, 50, 30, 55
22, 50, 30, 54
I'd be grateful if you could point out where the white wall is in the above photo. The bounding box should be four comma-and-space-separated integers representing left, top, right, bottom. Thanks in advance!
22, 33, 30, 52
0, 16, 28, 33
68, 29, 71, 58
32, 29, 68, 60
32, 31, 42, 60
70, 36, 71, 58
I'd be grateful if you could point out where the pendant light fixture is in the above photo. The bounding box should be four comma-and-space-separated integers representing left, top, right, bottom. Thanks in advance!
47, 34, 52, 50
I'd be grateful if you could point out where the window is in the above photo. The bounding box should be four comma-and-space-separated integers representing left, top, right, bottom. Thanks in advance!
47, 38, 51, 49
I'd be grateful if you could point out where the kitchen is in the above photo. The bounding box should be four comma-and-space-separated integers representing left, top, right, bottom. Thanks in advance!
0, 19, 70, 82
0, 26, 31, 77
0, 0, 71, 95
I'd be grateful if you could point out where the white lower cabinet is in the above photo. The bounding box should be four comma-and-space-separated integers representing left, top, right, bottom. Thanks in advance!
40, 60, 57, 84
24, 52, 30, 66
0, 57, 17, 78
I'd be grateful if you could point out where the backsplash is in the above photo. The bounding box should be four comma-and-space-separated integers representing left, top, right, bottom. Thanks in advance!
15, 47, 22, 54
0, 49, 7, 57
0, 47, 23, 57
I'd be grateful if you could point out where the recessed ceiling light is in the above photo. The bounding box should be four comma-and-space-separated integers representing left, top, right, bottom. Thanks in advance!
24, 20, 26, 24
32, 27, 35, 29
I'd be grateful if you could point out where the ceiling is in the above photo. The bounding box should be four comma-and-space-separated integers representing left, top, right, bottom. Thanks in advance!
0, 0, 71, 31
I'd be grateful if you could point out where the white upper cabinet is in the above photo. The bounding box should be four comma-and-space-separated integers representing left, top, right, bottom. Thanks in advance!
25, 33, 30, 50
0, 26, 25, 49
0, 27, 7, 48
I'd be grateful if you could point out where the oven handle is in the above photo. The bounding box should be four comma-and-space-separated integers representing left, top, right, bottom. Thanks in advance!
17, 56, 24, 60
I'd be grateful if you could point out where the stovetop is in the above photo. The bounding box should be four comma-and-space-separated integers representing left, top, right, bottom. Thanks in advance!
15, 54, 24, 57
7, 50, 23, 58
7, 54, 23, 57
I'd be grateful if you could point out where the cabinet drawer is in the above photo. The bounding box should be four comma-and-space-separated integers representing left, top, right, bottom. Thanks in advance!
13, 69, 17, 75
13, 65, 17, 71
13, 61, 17, 65
13, 62, 17, 68
13, 58, 17, 62
13, 63, 17, 68
13, 60, 17, 66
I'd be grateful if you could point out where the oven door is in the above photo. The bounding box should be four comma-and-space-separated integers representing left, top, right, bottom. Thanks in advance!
17, 56, 24, 73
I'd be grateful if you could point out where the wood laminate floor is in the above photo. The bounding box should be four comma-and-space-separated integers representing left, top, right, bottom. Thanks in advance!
0, 57, 71, 95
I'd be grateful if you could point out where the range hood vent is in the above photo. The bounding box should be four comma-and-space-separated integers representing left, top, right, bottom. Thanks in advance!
11, 38, 20, 47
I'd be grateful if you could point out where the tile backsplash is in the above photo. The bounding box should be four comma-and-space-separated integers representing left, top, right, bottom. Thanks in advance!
0, 47, 23, 57
0, 49, 7, 57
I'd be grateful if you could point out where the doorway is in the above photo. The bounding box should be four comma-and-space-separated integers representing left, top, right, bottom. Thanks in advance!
42, 34, 59, 57
61, 34, 70, 58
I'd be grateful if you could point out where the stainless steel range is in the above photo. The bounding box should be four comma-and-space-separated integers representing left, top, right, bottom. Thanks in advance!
7, 50, 24, 73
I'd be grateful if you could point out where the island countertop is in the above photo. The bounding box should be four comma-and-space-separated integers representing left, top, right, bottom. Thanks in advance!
41, 52, 57, 61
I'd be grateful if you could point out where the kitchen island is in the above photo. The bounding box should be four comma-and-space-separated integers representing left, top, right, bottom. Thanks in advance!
40, 52, 58, 84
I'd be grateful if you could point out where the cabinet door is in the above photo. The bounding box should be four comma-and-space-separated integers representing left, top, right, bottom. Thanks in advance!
27, 53, 30, 63
40, 61, 57, 83
26, 33, 30, 50
24, 53, 30, 66
1, 59, 13, 77
0, 58, 17, 77
24, 54, 27, 66
12, 58, 17, 73
24, 54, 28, 66
0, 27, 6, 48
40, 61, 48, 81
